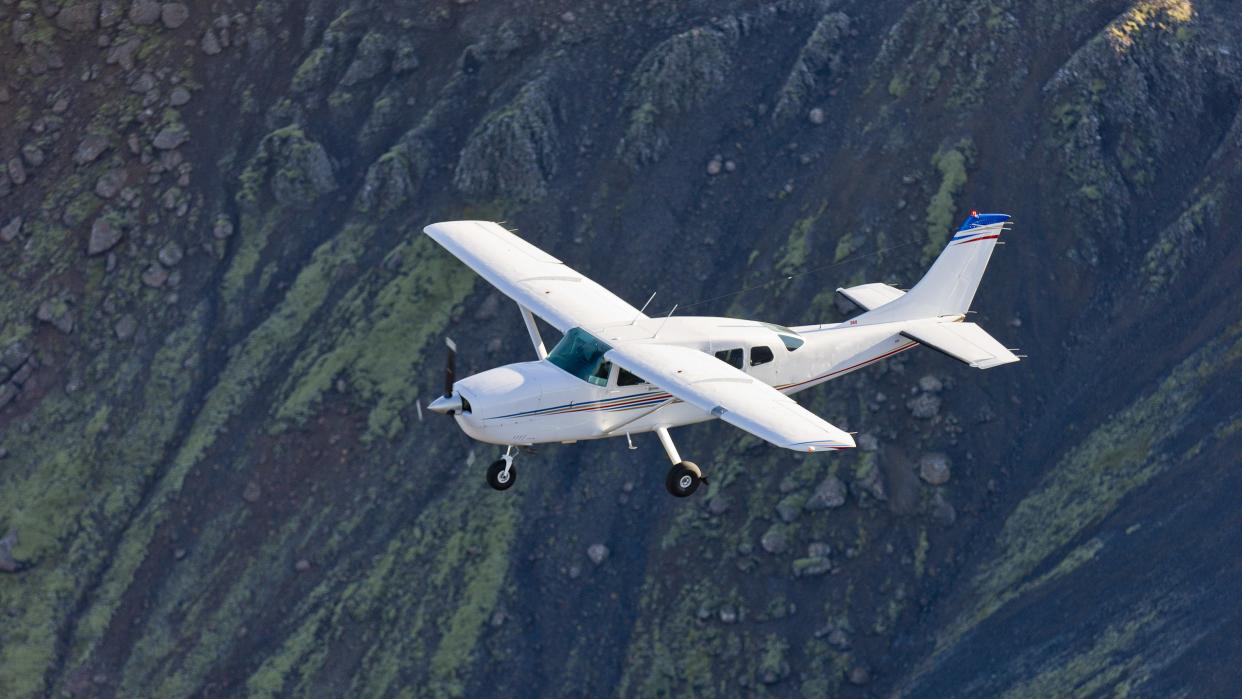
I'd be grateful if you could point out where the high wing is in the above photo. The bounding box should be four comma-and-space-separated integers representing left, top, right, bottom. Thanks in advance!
424, 220, 646, 332
605, 343, 856, 452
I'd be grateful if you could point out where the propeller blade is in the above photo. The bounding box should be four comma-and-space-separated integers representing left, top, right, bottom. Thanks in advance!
444, 337, 457, 397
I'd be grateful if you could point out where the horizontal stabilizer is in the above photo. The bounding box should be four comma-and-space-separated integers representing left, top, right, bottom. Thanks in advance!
901, 321, 1019, 369
836, 283, 905, 312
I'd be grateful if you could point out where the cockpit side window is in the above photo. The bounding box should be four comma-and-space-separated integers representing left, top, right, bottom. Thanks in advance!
618, 368, 647, 386
589, 361, 612, 387
750, 345, 775, 366
714, 348, 744, 369
546, 328, 615, 384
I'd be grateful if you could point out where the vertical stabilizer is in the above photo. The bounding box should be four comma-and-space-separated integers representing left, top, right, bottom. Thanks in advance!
863, 212, 1011, 321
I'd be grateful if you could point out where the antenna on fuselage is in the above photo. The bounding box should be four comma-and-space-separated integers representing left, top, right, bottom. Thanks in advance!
633, 292, 657, 324
654, 304, 678, 338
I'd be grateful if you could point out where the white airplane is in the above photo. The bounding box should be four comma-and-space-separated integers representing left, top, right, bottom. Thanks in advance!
425, 213, 1018, 497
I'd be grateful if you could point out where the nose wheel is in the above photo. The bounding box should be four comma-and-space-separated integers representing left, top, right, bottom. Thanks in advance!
486, 446, 517, 491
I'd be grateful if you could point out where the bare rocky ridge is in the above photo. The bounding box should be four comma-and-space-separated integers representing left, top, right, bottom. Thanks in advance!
1, 0, 1241, 697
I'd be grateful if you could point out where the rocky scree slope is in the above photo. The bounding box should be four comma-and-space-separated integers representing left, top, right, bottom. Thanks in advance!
1, 0, 1241, 697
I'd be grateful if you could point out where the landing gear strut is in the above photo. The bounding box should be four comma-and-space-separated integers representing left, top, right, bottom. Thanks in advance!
656, 427, 705, 498
487, 446, 517, 491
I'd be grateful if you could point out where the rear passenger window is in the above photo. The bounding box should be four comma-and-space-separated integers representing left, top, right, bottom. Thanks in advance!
714, 348, 744, 369
750, 346, 775, 366
618, 368, 646, 386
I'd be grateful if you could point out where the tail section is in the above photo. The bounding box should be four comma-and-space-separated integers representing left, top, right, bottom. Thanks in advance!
845, 212, 1019, 369
861, 212, 1011, 322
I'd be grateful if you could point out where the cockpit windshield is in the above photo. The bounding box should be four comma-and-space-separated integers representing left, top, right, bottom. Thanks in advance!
547, 328, 613, 385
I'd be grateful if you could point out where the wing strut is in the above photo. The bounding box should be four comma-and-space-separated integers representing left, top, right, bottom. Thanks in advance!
518, 304, 548, 360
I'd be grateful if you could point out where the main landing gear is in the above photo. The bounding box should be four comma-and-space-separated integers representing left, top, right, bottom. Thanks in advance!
486, 446, 517, 491
656, 427, 706, 498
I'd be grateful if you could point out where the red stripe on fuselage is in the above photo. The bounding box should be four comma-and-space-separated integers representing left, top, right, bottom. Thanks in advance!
776, 341, 918, 393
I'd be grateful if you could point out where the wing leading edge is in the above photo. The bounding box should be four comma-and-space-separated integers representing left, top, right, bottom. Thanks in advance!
605, 343, 856, 452
423, 220, 646, 332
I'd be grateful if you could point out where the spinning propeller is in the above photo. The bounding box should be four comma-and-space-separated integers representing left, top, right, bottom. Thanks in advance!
427, 337, 463, 415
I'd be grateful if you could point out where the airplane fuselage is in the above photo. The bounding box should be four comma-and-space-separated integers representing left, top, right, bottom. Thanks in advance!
450, 315, 919, 446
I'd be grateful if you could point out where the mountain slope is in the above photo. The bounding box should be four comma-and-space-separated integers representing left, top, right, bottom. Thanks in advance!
1, 0, 1240, 697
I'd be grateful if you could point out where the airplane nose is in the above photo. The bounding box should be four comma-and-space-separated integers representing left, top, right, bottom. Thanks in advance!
428, 393, 462, 415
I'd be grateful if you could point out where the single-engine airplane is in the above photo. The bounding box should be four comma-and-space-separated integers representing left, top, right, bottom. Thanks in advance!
425, 213, 1018, 497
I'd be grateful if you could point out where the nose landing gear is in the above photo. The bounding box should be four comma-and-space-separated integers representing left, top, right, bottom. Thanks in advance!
486, 446, 517, 491
656, 427, 706, 498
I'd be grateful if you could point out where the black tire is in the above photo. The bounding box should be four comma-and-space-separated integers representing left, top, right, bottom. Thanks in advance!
665, 462, 701, 498
487, 459, 516, 491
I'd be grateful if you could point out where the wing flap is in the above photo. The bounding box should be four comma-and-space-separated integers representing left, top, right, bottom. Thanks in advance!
901, 321, 1019, 369
605, 343, 855, 452
424, 221, 644, 332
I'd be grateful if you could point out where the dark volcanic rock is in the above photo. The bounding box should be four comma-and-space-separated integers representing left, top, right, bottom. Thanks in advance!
153, 125, 190, 150
805, 474, 847, 510
87, 219, 122, 255
55, 3, 99, 32
74, 134, 110, 165
161, 3, 189, 29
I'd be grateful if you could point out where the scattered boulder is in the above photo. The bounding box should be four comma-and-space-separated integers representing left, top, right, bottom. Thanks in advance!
153, 124, 189, 150
87, 219, 123, 255
847, 665, 871, 686
212, 216, 235, 239
760, 524, 788, 554
55, 2, 99, 32
776, 494, 804, 523
7, 158, 26, 185
808, 107, 825, 124
804, 474, 847, 510
141, 263, 169, 288
1, 217, 21, 243
918, 374, 944, 393
157, 241, 183, 266
200, 29, 222, 55
918, 452, 951, 486
129, 0, 161, 25
586, 543, 609, 565
857, 432, 879, 452
107, 36, 142, 70
242, 481, 261, 503
160, 3, 189, 29
169, 86, 191, 106
718, 605, 738, 624
95, 169, 126, 198
706, 158, 722, 176
295, 558, 311, 572
114, 314, 138, 340
1, 341, 32, 370
100, 0, 123, 27
907, 392, 941, 419
74, 134, 110, 165
37, 299, 74, 334
21, 144, 44, 168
